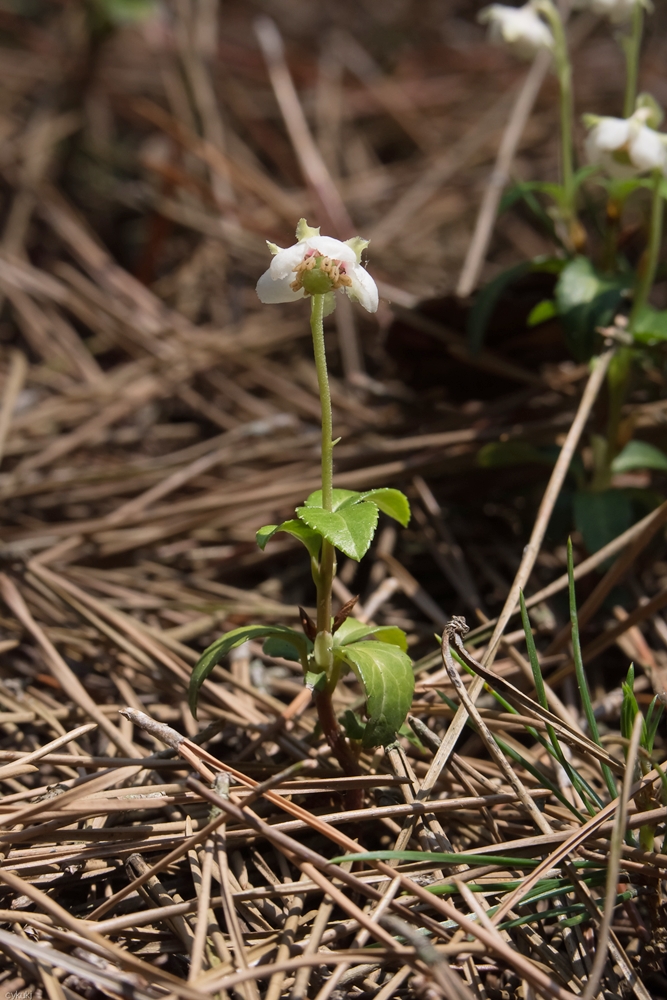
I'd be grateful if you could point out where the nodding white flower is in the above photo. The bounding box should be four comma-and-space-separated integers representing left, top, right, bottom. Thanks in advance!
478, 3, 554, 59
585, 107, 667, 177
575, 0, 650, 25
256, 220, 378, 313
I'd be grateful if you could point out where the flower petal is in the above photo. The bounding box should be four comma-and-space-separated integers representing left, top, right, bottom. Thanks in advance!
629, 125, 667, 172
592, 117, 631, 151
256, 270, 305, 304
305, 236, 358, 263
346, 264, 378, 313
269, 244, 308, 279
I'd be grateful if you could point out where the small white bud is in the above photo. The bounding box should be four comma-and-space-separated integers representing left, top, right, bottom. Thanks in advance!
479, 3, 554, 59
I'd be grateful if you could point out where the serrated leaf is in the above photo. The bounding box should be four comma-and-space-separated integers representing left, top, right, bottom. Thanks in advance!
189, 624, 308, 717
612, 440, 667, 473
336, 640, 414, 747
296, 502, 379, 560
303, 489, 362, 511
555, 256, 628, 361
256, 520, 322, 560
527, 299, 558, 327
358, 488, 411, 527
333, 616, 408, 652
573, 489, 634, 555
632, 305, 667, 345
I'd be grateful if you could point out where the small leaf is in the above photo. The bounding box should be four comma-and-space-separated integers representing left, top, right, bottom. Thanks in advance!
296, 502, 379, 561
573, 489, 634, 554
555, 256, 628, 361
632, 305, 667, 345
256, 520, 321, 560
303, 489, 362, 511
336, 640, 414, 747
527, 300, 558, 327
340, 709, 366, 740
263, 637, 306, 662
612, 440, 667, 473
305, 670, 326, 691
359, 488, 411, 527
189, 624, 308, 717
333, 616, 408, 652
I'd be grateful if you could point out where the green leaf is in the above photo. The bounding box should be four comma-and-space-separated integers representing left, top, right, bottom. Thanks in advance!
303, 489, 362, 511
305, 670, 326, 691
336, 640, 414, 747
333, 616, 408, 652
612, 440, 667, 473
467, 256, 565, 354
527, 299, 558, 327
263, 637, 307, 662
256, 520, 322, 560
189, 624, 308, 717
632, 305, 667, 345
573, 489, 634, 554
330, 850, 544, 868
340, 709, 367, 741
358, 488, 411, 527
296, 502, 379, 561
555, 256, 628, 361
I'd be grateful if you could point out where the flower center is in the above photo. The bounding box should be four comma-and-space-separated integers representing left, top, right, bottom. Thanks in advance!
290, 252, 353, 295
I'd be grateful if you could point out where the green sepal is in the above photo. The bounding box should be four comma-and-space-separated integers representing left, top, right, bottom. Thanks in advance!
296, 218, 320, 241
189, 624, 308, 717
335, 640, 414, 747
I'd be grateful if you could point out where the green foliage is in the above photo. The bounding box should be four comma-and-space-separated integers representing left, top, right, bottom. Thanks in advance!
621, 663, 664, 760
296, 502, 379, 561
611, 440, 667, 473
527, 299, 558, 326
631, 305, 667, 345
188, 624, 309, 717
256, 520, 322, 560
335, 640, 414, 748
573, 489, 634, 554
467, 257, 564, 354
555, 256, 628, 361
333, 616, 408, 652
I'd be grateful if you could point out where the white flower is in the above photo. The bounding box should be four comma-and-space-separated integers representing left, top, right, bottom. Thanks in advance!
478, 3, 554, 59
585, 108, 667, 177
575, 0, 650, 25
256, 220, 378, 313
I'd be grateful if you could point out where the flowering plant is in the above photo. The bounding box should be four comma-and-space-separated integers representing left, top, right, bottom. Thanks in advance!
473, 0, 667, 554
188, 221, 414, 770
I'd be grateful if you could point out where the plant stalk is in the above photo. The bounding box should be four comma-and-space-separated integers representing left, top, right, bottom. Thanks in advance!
631, 168, 664, 329
623, 1, 644, 118
309, 294, 357, 778
535, 0, 579, 248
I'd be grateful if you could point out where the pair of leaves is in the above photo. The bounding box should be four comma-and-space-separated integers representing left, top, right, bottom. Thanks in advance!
188, 615, 414, 748
258, 487, 410, 562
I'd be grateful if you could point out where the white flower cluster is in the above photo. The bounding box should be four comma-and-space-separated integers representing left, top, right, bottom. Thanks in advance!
256, 220, 378, 313
585, 107, 667, 177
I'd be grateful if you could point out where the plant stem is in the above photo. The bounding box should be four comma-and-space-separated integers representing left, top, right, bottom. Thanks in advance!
631, 168, 664, 328
310, 294, 357, 778
310, 293, 336, 640
623, 1, 644, 118
535, 0, 578, 247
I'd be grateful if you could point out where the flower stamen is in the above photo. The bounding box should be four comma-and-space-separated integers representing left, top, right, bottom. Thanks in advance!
290, 254, 353, 294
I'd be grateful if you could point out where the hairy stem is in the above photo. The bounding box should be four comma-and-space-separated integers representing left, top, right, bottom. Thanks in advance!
310, 294, 336, 639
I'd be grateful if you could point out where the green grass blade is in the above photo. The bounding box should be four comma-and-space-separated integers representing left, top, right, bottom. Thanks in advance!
567, 538, 618, 800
